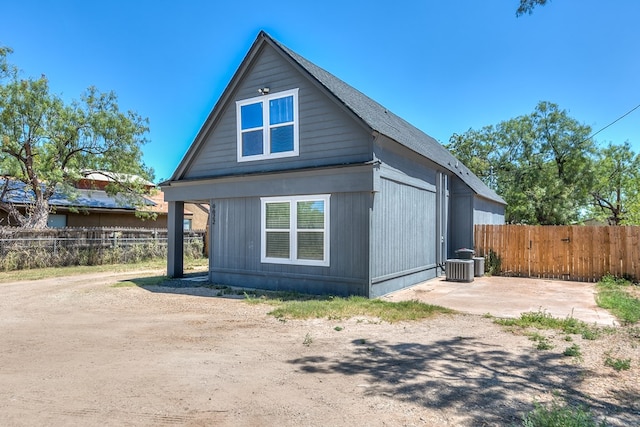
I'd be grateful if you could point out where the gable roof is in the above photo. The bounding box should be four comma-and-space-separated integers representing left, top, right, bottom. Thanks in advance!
171, 31, 505, 205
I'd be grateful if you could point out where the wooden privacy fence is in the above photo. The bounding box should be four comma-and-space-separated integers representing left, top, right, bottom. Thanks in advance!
474, 225, 640, 282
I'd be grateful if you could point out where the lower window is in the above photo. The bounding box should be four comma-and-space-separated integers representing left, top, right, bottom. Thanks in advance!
261, 194, 330, 266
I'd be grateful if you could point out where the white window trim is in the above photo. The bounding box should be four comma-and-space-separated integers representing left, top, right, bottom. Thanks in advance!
236, 88, 299, 162
260, 194, 330, 267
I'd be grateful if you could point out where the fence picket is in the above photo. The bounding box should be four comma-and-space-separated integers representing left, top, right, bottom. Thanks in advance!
475, 225, 640, 282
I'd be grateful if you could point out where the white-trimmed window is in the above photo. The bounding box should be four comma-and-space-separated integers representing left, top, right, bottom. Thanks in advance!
261, 194, 330, 267
236, 88, 299, 162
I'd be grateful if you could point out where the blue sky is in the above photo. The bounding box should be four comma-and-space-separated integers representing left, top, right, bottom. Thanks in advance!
3, 1, 639, 182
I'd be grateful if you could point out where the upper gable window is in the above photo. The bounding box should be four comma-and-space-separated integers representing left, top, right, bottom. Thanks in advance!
236, 88, 299, 162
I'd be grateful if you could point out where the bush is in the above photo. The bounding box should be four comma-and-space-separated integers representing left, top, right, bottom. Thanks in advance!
486, 249, 501, 275
0, 234, 205, 271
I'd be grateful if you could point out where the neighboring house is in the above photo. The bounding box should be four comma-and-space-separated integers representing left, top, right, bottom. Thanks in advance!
77, 172, 209, 230
161, 31, 505, 297
0, 174, 208, 229
145, 191, 209, 230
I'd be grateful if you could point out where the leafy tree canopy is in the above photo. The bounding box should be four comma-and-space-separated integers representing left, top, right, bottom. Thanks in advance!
516, 0, 550, 16
447, 101, 595, 225
589, 141, 640, 225
0, 47, 153, 228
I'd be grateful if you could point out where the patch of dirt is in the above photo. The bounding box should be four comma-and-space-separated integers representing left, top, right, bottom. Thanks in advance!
0, 272, 638, 426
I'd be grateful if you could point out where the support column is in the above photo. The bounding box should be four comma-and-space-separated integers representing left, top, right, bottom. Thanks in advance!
167, 201, 184, 278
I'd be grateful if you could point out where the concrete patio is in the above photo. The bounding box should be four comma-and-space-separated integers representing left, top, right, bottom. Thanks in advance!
383, 275, 619, 326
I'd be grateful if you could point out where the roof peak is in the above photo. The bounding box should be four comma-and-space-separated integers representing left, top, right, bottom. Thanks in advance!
260, 33, 504, 204
169, 31, 504, 205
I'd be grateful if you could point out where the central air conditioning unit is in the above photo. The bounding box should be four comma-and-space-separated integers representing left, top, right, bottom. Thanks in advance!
445, 259, 474, 282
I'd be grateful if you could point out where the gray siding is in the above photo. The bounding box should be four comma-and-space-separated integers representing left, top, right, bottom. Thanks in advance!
184, 44, 373, 179
164, 32, 506, 297
450, 183, 505, 257
473, 196, 505, 225
209, 191, 370, 296
448, 176, 474, 257
163, 164, 373, 202
370, 177, 438, 296
367, 135, 449, 295
372, 135, 438, 190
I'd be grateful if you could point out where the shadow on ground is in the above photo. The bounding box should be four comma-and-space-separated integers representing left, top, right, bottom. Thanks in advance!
129, 274, 332, 300
289, 337, 633, 425
124, 273, 213, 292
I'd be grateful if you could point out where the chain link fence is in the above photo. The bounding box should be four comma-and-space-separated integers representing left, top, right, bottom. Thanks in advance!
0, 227, 206, 271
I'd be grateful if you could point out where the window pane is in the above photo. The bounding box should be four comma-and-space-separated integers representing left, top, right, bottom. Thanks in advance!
297, 200, 324, 229
242, 130, 263, 156
297, 232, 324, 260
266, 202, 290, 228
241, 103, 263, 129
266, 231, 290, 258
270, 125, 294, 153
269, 96, 293, 125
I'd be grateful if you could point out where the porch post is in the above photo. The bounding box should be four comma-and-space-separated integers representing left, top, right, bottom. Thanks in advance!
167, 201, 184, 278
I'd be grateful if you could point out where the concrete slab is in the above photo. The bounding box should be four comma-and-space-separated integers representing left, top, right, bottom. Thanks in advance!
382, 276, 619, 326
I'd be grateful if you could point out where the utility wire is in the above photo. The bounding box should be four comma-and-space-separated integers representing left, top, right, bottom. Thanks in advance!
584, 103, 640, 143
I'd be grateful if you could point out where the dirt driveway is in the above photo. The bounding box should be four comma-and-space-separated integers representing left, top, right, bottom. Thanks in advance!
0, 271, 637, 426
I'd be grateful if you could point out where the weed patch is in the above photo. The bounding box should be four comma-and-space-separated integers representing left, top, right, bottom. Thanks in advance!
258, 295, 455, 323
302, 333, 313, 347
527, 332, 554, 350
604, 356, 631, 372
596, 275, 640, 324
562, 344, 582, 358
522, 400, 606, 427
495, 310, 601, 339
264, 297, 454, 323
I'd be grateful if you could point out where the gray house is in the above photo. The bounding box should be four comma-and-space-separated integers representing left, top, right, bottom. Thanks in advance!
162, 31, 505, 297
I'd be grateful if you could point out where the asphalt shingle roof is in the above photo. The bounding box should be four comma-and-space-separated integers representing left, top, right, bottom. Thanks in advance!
267, 32, 505, 204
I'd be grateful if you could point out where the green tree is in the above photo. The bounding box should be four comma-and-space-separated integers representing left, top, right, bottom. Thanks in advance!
0, 47, 153, 228
447, 101, 595, 225
516, 0, 550, 16
590, 142, 640, 225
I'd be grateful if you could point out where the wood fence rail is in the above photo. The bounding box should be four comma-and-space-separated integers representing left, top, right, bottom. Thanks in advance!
474, 225, 640, 282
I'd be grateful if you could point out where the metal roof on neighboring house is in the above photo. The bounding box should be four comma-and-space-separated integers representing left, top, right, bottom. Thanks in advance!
1, 179, 155, 211
79, 171, 155, 188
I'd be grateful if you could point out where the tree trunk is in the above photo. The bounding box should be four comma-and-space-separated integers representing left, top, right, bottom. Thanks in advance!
25, 199, 50, 228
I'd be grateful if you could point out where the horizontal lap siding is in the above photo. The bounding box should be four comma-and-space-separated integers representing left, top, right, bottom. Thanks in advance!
211, 198, 261, 272
210, 192, 370, 290
184, 45, 372, 179
473, 197, 505, 225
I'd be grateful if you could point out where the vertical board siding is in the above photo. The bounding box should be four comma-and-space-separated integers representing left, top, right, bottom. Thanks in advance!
185, 45, 372, 179
475, 224, 640, 282
371, 178, 436, 280
449, 193, 473, 256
